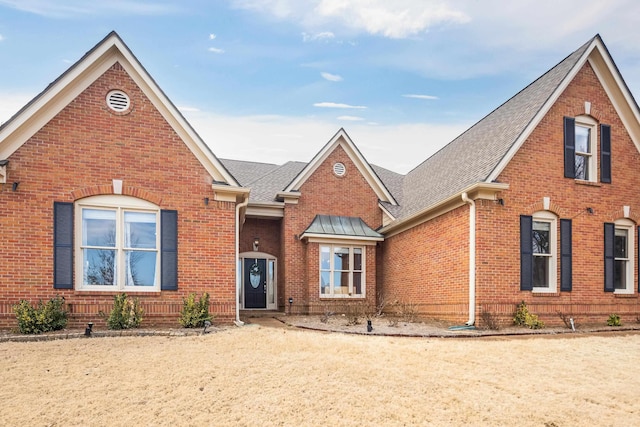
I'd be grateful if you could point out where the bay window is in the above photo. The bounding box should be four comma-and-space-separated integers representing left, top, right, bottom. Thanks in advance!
320, 245, 364, 297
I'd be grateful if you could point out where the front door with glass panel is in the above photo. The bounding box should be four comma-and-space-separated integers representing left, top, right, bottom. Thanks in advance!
244, 259, 267, 308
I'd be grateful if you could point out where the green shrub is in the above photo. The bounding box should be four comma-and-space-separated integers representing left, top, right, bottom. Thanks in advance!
514, 301, 545, 329
107, 293, 143, 330
179, 292, 212, 328
13, 295, 68, 334
607, 314, 622, 327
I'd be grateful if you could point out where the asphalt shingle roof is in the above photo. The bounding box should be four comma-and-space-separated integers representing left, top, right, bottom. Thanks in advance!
396, 36, 594, 221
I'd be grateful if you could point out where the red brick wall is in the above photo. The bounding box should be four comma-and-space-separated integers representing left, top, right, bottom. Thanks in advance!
281, 144, 382, 314
478, 62, 640, 327
380, 205, 471, 323
0, 63, 237, 329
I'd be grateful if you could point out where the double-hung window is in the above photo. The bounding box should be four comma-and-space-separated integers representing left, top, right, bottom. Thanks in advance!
574, 124, 593, 180
605, 219, 634, 293
320, 245, 364, 297
564, 116, 611, 183
76, 195, 160, 291
521, 212, 559, 292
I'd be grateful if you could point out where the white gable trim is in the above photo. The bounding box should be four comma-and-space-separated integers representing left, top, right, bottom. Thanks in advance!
0, 32, 239, 187
283, 128, 398, 205
486, 36, 640, 183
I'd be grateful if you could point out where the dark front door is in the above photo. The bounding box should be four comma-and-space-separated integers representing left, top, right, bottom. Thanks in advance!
244, 259, 267, 309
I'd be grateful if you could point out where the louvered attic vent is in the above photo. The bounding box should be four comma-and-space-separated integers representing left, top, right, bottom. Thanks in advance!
106, 90, 130, 112
333, 162, 346, 177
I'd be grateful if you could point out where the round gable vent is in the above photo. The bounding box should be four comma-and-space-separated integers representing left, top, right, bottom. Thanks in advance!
333, 162, 346, 177
106, 90, 131, 112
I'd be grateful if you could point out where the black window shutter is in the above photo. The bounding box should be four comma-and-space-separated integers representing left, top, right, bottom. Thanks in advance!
604, 222, 615, 292
638, 227, 640, 294
564, 117, 576, 179
600, 124, 611, 183
161, 210, 178, 291
53, 202, 74, 289
560, 219, 572, 292
520, 215, 533, 291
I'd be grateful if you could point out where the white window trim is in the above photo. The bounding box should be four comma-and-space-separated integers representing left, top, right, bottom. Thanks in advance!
75, 195, 160, 292
614, 219, 635, 294
575, 115, 598, 183
319, 244, 366, 298
532, 211, 557, 293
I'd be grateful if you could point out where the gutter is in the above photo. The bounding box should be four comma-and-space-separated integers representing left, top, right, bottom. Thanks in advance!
461, 192, 476, 326
234, 196, 250, 326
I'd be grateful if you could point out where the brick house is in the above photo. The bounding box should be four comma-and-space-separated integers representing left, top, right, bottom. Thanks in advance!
1, 32, 639, 328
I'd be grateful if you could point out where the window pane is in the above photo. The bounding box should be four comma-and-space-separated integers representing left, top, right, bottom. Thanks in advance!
268, 260, 275, 304
125, 251, 156, 286
533, 256, 549, 288
84, 249, 116, 285
575, 125, 591, 153
83, 209, 116, 247
574, 154, 588, 180
125, 212, 156, 249
334, 247, 350, 271
320, 271, 331, 294
353, 272, 362, 294
334, 272, 349, 294
614, 260, 627, 290
532, 222, 550, 254
353, 248, 362, 271
320, 246, 330, 270
615, 229, 628, 258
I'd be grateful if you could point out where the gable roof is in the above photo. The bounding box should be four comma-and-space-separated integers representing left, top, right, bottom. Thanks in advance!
283, 128, 398, 205
0, 31, 239, 187
382, 34, 640, 232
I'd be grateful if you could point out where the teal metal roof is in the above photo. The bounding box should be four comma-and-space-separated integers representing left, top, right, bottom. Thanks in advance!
301, 215, 383, 240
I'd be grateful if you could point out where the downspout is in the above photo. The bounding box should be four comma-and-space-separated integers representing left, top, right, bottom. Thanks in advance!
461, 192, 476, 326
235, 196, 250, 326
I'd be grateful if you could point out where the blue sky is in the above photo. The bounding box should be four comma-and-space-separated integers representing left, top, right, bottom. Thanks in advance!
1, 1, 639, 173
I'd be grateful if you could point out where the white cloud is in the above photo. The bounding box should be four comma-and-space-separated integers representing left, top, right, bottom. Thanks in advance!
302, 31, 335, 42
209, 33, 217, 40
184, 109, 467, 173
321, 72, 342, 82
337, 115, 364, 121
313, 102, 366, 109
208, 47, 225, 54
314, 0, 470, 39
0, 34, 4, 42
0, 92, 36, 125
0, 0, 181, 17
403, 94, 439, 100
233, 0, 469, 39
178, 106, 200, 113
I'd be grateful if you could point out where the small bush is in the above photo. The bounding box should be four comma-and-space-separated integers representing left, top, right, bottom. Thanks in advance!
514, 301, 545, 329
320, 306, 334, 323
480, 309, 500, 330
179, 292, 212, 328
607, 314, 622, 327
107, 293, 143, 330
13, 295, 68, 334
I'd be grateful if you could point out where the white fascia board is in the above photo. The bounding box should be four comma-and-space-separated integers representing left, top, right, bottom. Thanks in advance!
586, 49, 640, 153
301, 234, 383, 245
380, 182, 509, 238
486, 40, 597, 183
283, 129, 397, 205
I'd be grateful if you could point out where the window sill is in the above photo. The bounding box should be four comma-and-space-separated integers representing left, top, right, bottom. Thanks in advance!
613, 292, 637, 298
531, 291, 560, 297
74, 290, 162, 296
574, 180, 601, 187
320, 295, 366, 299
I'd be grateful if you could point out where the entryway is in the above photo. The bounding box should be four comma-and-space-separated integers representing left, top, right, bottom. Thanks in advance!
240, 252, 277, 310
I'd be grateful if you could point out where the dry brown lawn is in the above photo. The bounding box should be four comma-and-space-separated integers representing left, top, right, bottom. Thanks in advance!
1, 325, 639, 426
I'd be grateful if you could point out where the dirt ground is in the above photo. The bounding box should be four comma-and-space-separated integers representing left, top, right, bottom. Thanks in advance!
1, 322, 639, 426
